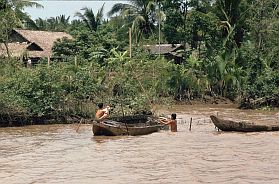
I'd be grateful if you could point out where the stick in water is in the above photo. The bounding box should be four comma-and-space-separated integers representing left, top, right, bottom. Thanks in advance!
76, 118, 83, 132
189, 117, 192, 131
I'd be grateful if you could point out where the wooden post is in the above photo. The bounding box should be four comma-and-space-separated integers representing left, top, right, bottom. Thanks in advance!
47, 56, 51, 67
20, 55, 23, 64
129, 27, 132, 58
189, 117, 192, 131
158, 0, 161, 57
76, 118, 83, 133
75, 55, 77, 66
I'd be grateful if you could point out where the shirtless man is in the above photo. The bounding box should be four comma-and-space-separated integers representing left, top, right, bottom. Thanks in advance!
95, 103, 110, 122
160, 113, 177, 132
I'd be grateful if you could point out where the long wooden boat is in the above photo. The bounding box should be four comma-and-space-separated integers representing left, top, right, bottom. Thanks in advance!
92, 115, 167, 136
210, 115, 279, 132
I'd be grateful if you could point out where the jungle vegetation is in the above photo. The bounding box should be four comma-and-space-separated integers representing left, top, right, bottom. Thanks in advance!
0, 0, 278, 124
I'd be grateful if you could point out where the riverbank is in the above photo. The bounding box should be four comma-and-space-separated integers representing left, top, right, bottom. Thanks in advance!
177, 94, 279, 110
1, 95, 278, 127
0, 113, 83, 127
174, 95, 234, 106
239, 93, 279, 109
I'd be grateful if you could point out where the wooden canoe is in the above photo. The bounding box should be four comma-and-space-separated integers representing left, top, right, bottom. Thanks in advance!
92, 115, 167, 136
210, 115, 279, 132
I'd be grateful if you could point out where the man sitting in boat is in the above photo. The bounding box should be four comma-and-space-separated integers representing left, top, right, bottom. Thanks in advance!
160, 113, 177, 132
95, 103, 110, 122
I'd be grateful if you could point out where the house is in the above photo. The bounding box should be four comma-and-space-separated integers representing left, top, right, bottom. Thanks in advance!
144, 44, 184, 63
0, 29, 72, 62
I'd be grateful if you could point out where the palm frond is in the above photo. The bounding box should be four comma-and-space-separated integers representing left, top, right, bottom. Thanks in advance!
96, 3, 105, 21
13, 0, 43, 10
108, 3, 133, 17
74, 11, 90, 29
24, 16, 39, 30
146, 1, 156, 13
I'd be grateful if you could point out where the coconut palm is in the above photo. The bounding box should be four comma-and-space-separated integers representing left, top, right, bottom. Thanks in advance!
1, 0, 42, 22
0, 0, 42, 57
56, 15, 70, 26
107, 0, 157, 37
28, 15, 71, 31
74, 4, 104, 32
32, 18, 46, 30
8, 0, 43, 27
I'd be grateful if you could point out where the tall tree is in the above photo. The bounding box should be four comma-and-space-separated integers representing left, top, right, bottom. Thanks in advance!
0, 0, 42, 57
75, 4, 104, 32
8, 0, 42, 28
161, 0, 186, 44
108, 0, 157, 38
0, 1, 18, 57
213, 0, 250, 48
239, 0, 279, 98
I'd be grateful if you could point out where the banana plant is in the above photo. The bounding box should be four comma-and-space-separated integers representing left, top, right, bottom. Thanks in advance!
108, 48, 129, 70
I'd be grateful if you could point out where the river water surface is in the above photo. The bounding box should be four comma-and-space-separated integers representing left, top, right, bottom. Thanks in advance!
1, 105, 279, 184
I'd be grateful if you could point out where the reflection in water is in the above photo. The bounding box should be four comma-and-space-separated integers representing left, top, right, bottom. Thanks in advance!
0, 105, 278, 184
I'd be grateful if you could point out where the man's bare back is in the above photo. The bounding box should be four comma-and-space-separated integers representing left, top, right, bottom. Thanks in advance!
95, 103, 109, 121
160, 113, 177, 132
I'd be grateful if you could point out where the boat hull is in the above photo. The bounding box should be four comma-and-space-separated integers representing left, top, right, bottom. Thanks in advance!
210, 115, 279, 132
93, 116, 166, 136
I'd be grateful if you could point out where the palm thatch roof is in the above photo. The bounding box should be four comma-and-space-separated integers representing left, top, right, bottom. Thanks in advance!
144, 44, 183, 55
0, 29, 72, 58
0, 42, 29, 57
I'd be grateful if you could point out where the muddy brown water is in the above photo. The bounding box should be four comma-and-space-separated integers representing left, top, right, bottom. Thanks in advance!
1, 105, 279, 184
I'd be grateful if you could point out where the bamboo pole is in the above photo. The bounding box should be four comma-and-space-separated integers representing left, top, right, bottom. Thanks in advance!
120, 98, 129, 135
126, 27, 157, 115
76, 118, 83, 132
189, 117, 192, 131
158, 1, 161, 57
129, 27, 132, 58
75, 55, 77, 66
47, 56, 51, 67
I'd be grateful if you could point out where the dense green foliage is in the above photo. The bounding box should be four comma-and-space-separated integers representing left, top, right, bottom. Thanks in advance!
0, 0, 278, 122
0, 56, 182, 118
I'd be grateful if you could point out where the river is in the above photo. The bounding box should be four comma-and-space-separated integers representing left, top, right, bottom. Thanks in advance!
0, 105, 279, 184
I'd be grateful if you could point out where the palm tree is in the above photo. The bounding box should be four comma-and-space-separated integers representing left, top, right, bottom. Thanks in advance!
54, 15, 70, 31
34, 18, 46, 30
56, 15, 70, 26
74, 4, 104, 32
215, 0, 248, 48
9, 0, 43, 28
0, 0, 42, 26
107, 0, 157, 37
27, 15, 70, 31
0, 0, 42, 57
46, 17, 57, 31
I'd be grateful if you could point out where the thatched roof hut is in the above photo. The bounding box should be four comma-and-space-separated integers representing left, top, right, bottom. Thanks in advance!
0, 29, 72, 58
144, 44, 183, 55
144, 44, 184, 63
